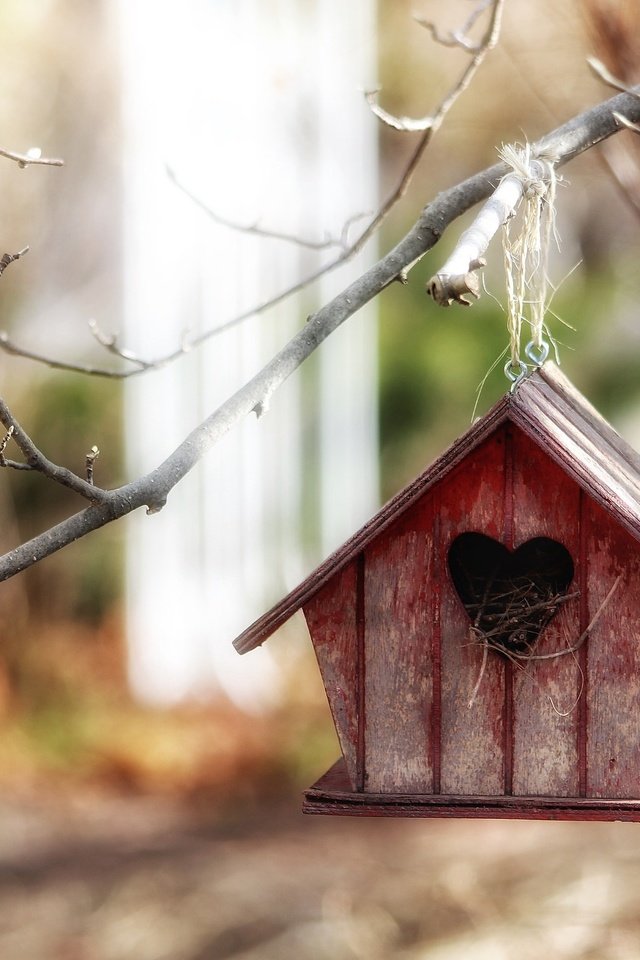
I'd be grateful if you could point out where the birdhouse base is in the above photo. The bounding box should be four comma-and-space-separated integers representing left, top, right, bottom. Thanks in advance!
303, 760, 640, 822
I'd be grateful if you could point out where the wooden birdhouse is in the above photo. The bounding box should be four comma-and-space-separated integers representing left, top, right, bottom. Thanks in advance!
234, 363, 640, 821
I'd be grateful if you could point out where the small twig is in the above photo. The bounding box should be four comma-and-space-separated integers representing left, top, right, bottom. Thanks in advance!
0, 146, 64, 168
0, 247, 29, 279
0, 396, 108, 503
518, 573, 622, 661
468, 634, 489, 708
367, 0, 504, 131
87, 319, 151, 368
167, 166, 355, 252
85, 445, 100, 485
613, 111, 640, 135
597, 136, 640, 221
0, 425, 14, 463
587, 56, 640, 99
415, 0, 493, 53
427, 256, 486, 306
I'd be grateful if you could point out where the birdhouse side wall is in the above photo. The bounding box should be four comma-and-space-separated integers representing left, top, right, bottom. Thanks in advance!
304, 561, 361, 790
303, 419, 640, 803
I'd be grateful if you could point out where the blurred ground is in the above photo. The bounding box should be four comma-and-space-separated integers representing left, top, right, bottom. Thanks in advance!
2, 785, 640, 960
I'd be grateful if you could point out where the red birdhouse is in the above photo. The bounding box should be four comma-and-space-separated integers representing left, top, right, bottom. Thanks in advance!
234, 363, 640, 821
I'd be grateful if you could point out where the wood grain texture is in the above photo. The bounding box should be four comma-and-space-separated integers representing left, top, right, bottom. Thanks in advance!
237, 363, 640, 820
439, 431, 506, 795
304, 562, 360, 789
585, 497, 640, 799
235, 362, 640, 657
510, 427, 582, 797
363, 501, 434, 792
303, 760, 640, 821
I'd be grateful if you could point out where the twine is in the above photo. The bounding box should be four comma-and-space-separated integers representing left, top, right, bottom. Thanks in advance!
499, 143, 558, 372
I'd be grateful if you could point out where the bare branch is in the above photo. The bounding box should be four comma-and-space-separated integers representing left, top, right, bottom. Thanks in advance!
0, 247, 29, 278
0, 86, 638, 582
363, 90, 434, 133
613, 110, 640, 134
85, 445, 100, 485
598, 136, 640, 220
367, 0, 504, 131
0, 397, 108, 503
415, 0, 493, 53
167, 166, 356, 252
0, 146, 64, 168
0, 0, 503, 380
587, 56, 640, 98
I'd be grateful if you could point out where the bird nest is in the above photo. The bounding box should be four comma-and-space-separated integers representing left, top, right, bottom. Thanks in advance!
460, 572, 578, 657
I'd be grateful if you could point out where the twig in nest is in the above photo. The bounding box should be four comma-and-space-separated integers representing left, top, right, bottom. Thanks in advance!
467, 574, 623, 707
465, 572, 578, 654
507, 573, 623, 661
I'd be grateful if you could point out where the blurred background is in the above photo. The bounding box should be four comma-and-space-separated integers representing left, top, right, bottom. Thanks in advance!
1, 0, 640, 957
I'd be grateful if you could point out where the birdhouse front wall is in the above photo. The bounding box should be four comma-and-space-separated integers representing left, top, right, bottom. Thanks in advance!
304, 420, 640, 803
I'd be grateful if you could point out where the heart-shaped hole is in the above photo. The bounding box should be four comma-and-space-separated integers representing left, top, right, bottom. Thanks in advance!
448, 533, 575, 655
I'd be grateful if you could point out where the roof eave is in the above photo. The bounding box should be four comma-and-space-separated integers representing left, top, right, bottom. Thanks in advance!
233, 390, 514, 654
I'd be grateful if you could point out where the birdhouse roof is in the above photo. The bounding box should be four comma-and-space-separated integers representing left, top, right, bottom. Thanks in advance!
234, 362, 640, 654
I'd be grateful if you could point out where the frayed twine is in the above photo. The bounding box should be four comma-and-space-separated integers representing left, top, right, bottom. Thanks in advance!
498, 142, 559, 369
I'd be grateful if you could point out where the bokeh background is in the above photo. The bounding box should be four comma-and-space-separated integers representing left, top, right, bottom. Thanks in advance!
1, 1, 640, 958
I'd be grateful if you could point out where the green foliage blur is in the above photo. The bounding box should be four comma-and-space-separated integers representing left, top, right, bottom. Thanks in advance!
7, 373, 124, 624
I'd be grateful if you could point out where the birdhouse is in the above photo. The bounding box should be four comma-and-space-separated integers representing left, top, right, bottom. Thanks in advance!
234, 363, 640, 821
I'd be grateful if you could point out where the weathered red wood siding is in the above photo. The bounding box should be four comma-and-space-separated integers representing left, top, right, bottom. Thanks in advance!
438, 430, 507, 795
304, 562, 360, 790
586, 498, 640, 798
363, 499, 434, 792
510, 427, 582, 797
303, 418, 640, 805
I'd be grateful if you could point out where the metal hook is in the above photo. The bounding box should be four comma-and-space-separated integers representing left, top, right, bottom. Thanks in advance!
525, 339, 550, 368
504, 358, 528, 393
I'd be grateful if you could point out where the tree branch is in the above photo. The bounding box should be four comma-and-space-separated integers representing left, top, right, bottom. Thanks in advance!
0, 146, 64, 168
0, 86, 639, 582
0, 0, 505, 379
415, 0, 493, 54
0, 397, 108, 503
166, 165, 359, 252
366, 0, 504, 132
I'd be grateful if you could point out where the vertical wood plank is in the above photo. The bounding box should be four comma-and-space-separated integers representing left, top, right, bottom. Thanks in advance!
431, 503, 442, 793
364, 499, 434, 793
304, 562, 359, 789
586, 498, 640, 798
440, 431, 506, 795
510, 427, 582, 797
